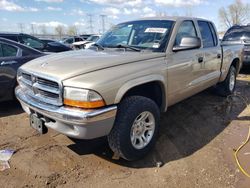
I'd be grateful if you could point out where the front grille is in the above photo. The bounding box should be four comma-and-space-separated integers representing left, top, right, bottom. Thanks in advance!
18, 71, 62, 106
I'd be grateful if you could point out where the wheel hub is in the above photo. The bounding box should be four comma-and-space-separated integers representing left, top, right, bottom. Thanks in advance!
130, 111, 155, 149
229, 71, 235, 91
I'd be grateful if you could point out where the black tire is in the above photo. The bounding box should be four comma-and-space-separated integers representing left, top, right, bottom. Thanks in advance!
216, 66, 236, 97
108, 96, 160, 161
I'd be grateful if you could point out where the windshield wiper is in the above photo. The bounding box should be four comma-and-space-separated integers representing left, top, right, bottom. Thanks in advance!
114, 44, 141, 52
92, 43, 104, 50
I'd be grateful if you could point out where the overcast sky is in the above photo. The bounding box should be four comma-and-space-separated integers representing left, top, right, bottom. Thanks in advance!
0, 0, 249, 34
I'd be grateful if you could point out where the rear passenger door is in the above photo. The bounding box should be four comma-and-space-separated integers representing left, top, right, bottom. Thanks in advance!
197, 21, 221, 86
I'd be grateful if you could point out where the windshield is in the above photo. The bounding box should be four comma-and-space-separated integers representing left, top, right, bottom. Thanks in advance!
223, 30, 250, 41
97, 20, 174, 52
87, 35, 100, 42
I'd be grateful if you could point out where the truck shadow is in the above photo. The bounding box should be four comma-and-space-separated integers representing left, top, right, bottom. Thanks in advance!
68, 79, 250, 168
240, 66, 250, 74
0, 100, 23, 118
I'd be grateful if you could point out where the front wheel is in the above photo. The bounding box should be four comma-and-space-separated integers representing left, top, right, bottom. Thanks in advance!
108, 96, 160, 161
216, 66, 236, 97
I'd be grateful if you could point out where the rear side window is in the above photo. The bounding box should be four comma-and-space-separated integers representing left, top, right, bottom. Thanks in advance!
223, 30, 250, 41
198, 21, 215, 48
1, 44, 18, 57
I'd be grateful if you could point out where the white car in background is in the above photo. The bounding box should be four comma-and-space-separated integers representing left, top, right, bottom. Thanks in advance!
72, 35, 101, 49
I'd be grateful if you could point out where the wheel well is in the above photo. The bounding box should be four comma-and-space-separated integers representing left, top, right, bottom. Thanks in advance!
122, 82, 165, 112
231, 58, 240, 75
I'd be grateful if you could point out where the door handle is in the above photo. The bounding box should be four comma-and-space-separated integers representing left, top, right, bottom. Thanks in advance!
217, 54, 221, 59
198, 57, 203, 63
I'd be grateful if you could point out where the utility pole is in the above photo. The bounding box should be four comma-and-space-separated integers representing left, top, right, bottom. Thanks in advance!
100, 14, 107, 34
30, 24, 35, 35
18, 23, 25, 33
87, 14, 94, 34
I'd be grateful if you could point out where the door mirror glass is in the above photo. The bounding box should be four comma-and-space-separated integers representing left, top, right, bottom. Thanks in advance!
173, 36, 201, 52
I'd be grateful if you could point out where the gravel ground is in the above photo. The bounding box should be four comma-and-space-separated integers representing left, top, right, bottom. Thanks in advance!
0, 73, 250, 188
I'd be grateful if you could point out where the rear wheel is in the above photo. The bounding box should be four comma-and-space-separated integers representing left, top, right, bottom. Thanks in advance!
108, 96, 160, 161
216, 66, 236, 96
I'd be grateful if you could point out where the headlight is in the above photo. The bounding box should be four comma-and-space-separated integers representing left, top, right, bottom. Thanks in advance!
63, 87, 105, 108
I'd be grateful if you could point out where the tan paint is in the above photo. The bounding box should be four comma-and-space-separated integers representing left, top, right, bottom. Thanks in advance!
19, 17, 243, 113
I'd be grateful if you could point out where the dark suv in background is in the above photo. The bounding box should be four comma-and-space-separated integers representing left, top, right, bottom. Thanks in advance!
223, 25, 250, 66
0, 37, 44, 102
0, 33, 72, 53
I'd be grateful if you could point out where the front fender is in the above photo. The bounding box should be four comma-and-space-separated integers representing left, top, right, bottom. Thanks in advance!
114, 74, 167, 112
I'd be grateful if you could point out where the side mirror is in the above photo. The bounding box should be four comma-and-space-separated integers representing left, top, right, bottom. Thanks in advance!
173, 36, 201, 52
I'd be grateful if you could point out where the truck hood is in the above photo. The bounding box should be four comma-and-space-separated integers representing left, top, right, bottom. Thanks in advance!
20, 49, 165, 81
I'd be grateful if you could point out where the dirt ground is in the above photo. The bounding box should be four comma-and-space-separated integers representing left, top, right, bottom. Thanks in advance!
1, 72, 250, 188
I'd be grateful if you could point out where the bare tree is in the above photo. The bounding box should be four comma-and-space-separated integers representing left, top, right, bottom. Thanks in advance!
67, 25, 78, 36
55, 25, 65, 39
219, 0, 250, 29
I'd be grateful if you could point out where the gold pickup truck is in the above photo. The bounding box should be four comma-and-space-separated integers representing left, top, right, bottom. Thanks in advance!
15, 17, 243, 161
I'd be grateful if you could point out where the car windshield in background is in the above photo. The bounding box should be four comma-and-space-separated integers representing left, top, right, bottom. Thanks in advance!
87, 35, 99, 42
223, 30, 250, 41
97, 20, 174, 51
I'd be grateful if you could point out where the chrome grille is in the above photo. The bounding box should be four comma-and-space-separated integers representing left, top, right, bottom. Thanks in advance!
18, 71, 62, 106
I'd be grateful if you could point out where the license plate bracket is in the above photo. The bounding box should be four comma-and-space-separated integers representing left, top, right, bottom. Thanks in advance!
30, 114, 47, 134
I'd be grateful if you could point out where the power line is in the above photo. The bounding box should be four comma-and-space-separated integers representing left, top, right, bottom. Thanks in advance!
100, 14, 107, 34
18, 23, 25, 33
30, 24, 35, 35
87, 14, 94, 34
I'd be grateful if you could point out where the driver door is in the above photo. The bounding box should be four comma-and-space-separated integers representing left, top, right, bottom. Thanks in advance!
167, 20, 206, 106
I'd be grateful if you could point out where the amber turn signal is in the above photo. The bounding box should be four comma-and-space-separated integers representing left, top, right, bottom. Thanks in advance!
64, 99, 105, 108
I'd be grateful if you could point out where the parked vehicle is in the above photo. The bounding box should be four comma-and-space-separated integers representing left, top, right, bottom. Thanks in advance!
40, 39, 56, 43
60, 36, 84, 48
40, 38, 72, 53
16, 17, 243, 161
0, 33, 71, 53
222, 25, 250, 66
72, 35, 101, 50
0, 37, 44, 102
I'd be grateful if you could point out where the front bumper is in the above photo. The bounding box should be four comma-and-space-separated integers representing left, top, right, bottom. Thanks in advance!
15, 86, 117, 139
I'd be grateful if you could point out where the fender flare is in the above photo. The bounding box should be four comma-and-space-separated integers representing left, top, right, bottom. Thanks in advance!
114, 74, 167, 112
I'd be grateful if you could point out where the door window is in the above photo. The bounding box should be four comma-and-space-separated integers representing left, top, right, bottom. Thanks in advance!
175, 20, 197, 46
198, 21, 215, 48
209, 23, 218, 46
1, 44, 18, 57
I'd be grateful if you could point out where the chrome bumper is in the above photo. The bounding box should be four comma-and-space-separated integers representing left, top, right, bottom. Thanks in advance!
15, 86, 117, 139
